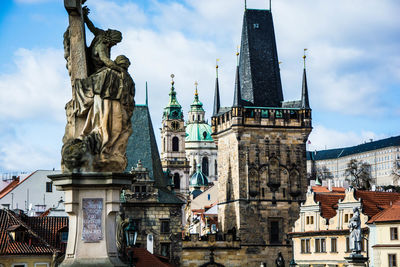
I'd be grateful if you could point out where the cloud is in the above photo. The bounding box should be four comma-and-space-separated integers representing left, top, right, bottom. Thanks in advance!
307, 125, 387, 151
0, 48, 69, 121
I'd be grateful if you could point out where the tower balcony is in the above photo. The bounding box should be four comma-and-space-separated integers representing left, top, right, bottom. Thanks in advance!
211, 106, 312, 135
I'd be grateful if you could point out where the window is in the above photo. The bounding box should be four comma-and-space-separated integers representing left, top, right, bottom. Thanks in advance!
202, 157, 209, 176
315, 238, 326, 253
34, 264, 49, 267
344, 214, 349, 223
391, 227, 399, 240
160, 220, 170, 233
46, 182, 52, 193
172, 137, 179, 151
61, 231, 68, 243
346, 236, 351, 252
331, 238, 337, 252
306, 216, 314, 225
253, 23, 259, 29
214, 160, 217, 175
269, 220, 280, 244
262, 188, 265, 198
301, 239, 311, 253
12, 265, 27, 267
173, 173, 180, 189
141, 186, 146, 192
207, 194, 210, 201
389, 254, 397, 267
161, 243, 170, 258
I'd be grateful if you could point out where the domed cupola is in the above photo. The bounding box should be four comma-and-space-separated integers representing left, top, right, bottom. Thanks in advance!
189, 164, 209, 187
163, 74, 183, 120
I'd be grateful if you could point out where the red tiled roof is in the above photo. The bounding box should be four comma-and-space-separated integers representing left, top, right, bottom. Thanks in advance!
312, 186, 330, 193
315, 193, 345, 219
0, 209, 68, 256
355, 190, 400, 218
314, 190, 400, 220
332, 187, 346, 193
133, 248, 175, 267
368, 201, 400, 223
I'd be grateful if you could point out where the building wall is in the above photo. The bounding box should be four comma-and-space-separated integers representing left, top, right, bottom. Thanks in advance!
123, 204, 182, 265
371, 222, 400, 267
308, 146, 400, 186
0, 170, 64, 215
0, 255, 53, 267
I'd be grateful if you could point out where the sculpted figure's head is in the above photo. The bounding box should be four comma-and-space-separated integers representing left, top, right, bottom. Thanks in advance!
105, 29, 122, 46
115, 55, 131, 70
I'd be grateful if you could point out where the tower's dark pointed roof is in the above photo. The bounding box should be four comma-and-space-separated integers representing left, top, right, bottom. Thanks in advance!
239, 9, 283, 107
233, 65, 242, 107
213, 67, 220, 116
125, 105, 167, 188
301, 68, 310, 109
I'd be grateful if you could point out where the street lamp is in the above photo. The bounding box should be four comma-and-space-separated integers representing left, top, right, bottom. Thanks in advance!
125, 218, 138, 267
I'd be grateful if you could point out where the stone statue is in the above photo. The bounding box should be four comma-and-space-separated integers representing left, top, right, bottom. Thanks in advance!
275, 252, 285, 267
62, 1, 135, 172
348, 207, 362, 254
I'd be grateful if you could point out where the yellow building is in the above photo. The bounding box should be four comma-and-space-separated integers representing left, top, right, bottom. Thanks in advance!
367, 201, 400, 267
291, 187, 400, 267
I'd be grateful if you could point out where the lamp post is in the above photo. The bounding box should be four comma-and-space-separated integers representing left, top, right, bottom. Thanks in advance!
125, 217, 137, 267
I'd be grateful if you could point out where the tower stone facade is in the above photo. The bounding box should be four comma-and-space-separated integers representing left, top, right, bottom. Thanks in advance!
160, 77, 190, 196
211, 8, 312, 266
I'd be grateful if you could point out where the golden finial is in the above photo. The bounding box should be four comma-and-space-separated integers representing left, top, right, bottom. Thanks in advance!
170, 74, 175, 85
303, 48, 308, 69
216, 59, 219, 78
194, 81, 199, 96
279, 61, 282, 64
236, 46, 240, 66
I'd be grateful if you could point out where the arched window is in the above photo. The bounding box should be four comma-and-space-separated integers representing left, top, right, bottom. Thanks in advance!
202, 157, 209, 176
173, 173, 180, 189
172, 137, 179, 151
198, 115, 200, 121
215, 160, 218, 176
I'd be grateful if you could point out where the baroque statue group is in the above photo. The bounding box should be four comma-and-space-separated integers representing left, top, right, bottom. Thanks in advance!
62, 1, 135, 173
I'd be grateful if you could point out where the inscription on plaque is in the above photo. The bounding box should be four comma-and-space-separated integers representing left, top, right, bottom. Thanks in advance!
82, 198, 103, 242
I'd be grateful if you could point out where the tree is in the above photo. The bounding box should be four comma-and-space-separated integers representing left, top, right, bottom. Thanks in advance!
345, 159, 373, 190
392, 159, 400, 185
317, 165, 334, 181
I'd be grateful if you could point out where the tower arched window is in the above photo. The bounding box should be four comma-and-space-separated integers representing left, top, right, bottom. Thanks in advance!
202, 157, 209, 176
173, 173, 180, 189
163, 137, 166, 152
215, 160, 218, 176
172, 137, 179, 152
198, 115, 200, 121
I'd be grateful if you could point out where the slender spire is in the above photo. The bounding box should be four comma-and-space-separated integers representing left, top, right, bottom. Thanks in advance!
233, 51, 242, 107
213, 60, 221, 116
244, 0, 247, 10
301, 49, 310, 109
145, 81, 148, 106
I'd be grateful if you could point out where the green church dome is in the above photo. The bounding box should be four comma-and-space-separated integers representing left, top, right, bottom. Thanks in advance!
185, 123, 213, 142
190, 164, 209, 187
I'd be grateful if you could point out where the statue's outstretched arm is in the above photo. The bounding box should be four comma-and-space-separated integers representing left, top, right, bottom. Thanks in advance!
82, 6, 102, 36
97, 48, 123, 72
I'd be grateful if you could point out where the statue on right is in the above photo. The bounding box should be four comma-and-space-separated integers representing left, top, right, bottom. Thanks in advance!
348, 207, 362, 254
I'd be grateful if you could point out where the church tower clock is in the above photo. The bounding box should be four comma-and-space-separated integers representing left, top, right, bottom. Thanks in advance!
161, 75, 190, 196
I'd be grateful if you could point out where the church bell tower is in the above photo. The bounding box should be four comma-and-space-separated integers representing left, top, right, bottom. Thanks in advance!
160, 75, 190, 195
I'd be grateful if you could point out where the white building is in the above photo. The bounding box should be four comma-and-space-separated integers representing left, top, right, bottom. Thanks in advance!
307, 136, 400, 186
185, 87, 218, 183
0, 170, 64, 216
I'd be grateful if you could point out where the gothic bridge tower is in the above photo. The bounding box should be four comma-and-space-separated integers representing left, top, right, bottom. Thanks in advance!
211, 8, 312, 265
161, 75, 190, 196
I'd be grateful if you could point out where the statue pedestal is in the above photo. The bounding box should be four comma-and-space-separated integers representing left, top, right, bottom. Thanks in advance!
345, 254, 368, 267
48, 172, 133, 267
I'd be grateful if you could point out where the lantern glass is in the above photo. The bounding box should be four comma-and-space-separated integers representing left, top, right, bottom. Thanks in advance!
125, 219, 137, 247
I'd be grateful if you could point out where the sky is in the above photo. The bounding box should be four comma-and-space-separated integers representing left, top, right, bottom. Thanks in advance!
0, 0, 399, 172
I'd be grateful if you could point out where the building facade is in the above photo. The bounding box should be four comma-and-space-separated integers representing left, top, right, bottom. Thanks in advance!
291, 186, 400, 267
160, 78, 190, 196
124, 104, 184, 265
307, 136, 400, 186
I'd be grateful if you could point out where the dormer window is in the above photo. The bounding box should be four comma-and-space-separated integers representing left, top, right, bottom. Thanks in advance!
7, 225, 27, 242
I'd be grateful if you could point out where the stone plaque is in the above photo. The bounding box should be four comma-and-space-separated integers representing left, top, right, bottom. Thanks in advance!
82, 198, 103, 242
